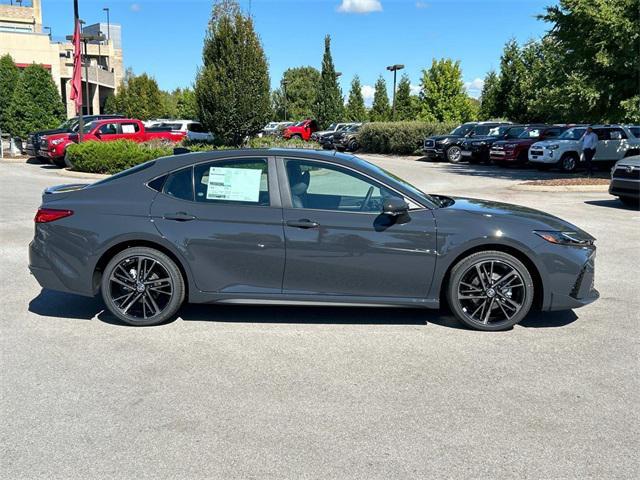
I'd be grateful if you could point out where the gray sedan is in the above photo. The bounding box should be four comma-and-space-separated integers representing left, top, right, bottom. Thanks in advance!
29, 149, 599, 330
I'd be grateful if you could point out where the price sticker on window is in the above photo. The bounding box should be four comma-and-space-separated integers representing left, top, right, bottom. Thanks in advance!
206, 167, 262, 202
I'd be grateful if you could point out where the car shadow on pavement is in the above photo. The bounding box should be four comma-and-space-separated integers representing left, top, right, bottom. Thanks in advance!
585, 199, 639, 211
29, 289, 579, 330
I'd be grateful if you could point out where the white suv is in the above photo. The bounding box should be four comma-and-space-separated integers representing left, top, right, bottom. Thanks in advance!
529, 125, 640, 172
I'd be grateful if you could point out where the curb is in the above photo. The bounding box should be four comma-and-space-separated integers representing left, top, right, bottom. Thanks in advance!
511, 184, 609, 192
57, 168, 110, 180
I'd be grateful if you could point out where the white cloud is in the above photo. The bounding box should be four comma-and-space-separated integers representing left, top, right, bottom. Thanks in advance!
410, 84, 421, 96
337, 0, 383, 14
464, 78, 484, 98
361, 85, 376, 106
415, 1, 430, 8
130, 3, 141, 13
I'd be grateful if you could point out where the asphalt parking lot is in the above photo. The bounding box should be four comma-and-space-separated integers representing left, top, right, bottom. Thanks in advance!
1, 157, 639, 479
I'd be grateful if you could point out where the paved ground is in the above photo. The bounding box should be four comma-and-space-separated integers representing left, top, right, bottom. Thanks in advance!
1, 157, 639, 479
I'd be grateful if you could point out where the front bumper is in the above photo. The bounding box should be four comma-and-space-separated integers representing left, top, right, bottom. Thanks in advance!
461, 145, 488, 161
609, 179, 640, 199
25, 144, 39, 157
490, 149, 520, 162
528, 148, 557, 164
423, 148, 445, 160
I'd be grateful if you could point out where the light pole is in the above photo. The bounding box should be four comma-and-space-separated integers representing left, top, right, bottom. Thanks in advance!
386, 64, 404, 120
103, 7, 110, 43
282, 80, 288, 121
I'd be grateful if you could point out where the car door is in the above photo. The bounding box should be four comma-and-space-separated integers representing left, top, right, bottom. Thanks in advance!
95, 122, 120, 142
277, 157, 438, 299
150, 156, 286, 294
606, 128, 628, 160
592, 128, 609, 160
114, 121, 142, 141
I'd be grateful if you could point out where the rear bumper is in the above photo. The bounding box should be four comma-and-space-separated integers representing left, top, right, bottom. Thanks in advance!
609, 179, 640, 199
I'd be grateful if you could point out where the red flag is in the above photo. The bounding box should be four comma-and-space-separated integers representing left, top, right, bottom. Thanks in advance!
69, 18, 82, 114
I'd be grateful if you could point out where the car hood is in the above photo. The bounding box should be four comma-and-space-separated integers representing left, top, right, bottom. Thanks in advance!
31, 127, 72, 137
440, 196, 594, 239
493, 138, 536, 146
614, 155, 640, 168
43, 132, 73, 141
429, 135, 462, 142
533, 139, 578, 147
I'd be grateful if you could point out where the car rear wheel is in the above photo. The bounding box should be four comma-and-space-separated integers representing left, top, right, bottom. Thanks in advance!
101, 247, 185, 326
559, 152, 578, 173
446, 145, 463, 163
446, 251, 534, 331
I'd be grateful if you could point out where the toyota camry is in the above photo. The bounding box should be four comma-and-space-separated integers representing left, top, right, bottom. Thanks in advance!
29, 149, 599, 330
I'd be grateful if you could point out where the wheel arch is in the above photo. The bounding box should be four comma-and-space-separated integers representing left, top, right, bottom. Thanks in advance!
92, 239, 192, 299
438, 243, 545, 311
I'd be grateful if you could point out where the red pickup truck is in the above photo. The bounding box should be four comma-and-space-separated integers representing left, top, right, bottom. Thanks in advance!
282, 119, 319, 141
41, 118, 185, 167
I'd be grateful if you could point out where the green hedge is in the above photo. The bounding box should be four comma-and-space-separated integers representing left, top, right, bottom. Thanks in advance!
359, 121, 459, 155
66, 140, 174, 174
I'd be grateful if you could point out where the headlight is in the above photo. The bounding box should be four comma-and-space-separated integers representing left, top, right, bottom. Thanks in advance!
504, 143, 516, 149
547, 144, 560, 150
534, 230, 594, 246
50, 138, 65, 146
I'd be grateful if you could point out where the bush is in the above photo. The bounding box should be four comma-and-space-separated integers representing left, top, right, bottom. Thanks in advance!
66, 140, 173, 174
359, 121, 458, 155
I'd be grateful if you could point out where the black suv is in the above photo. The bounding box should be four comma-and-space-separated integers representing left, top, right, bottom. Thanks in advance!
332, 123, 363, 152
25, 114, 124, 159
423, 121, 511, 163
459, 124, 547, 164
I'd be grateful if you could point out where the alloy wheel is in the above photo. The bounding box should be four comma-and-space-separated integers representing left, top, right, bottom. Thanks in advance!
447, 146, 462, 163
456, 260, 526, 327
108, 255, 174, 321
562, 155, 576, 172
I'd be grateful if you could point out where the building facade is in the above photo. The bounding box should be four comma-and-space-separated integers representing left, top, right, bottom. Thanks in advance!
0, 0, 124, 118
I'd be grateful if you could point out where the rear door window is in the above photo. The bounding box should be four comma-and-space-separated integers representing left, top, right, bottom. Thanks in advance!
121, 122, 140, 134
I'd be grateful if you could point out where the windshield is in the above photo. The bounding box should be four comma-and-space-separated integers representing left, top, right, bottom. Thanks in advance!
559, 127, 587, 140
327, 123, 337, 130
449, 124, 475, 136
471, 125, 494, 136
518, 128, 542, 139
347, 124, 361, 132
81, 121, 97, 133
504, 126, 525, 138
627, 126, 640, 138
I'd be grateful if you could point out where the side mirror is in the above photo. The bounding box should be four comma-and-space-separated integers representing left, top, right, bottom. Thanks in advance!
382, 196, 409, 216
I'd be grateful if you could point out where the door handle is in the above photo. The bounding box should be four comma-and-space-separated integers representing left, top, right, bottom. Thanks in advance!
286, 219, 319, 229
164, 212, 196, 222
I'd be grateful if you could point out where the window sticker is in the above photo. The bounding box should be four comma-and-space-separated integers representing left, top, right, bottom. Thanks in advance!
122, 124, 136, 134
206, 167, 262, 202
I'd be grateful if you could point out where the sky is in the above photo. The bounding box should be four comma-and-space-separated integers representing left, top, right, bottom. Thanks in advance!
39, 0, 554, 104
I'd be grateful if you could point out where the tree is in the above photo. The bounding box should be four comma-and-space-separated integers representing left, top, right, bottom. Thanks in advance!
314, 35, 343, 127
273, 66, 320, 121
0, 54, 20, 130
370, 76, 390, 122
5, 64, 65, 138
344, 75, 367, 122
105, 71, 166, 120
195, 0, 271, 145
478, 70, 500, 120
394, 74, 415, 121
494, 40, 527, 121
418, 58, 475, 122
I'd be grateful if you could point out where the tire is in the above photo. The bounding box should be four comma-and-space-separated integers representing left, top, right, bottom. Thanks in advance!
52, 156, 66, 168
446, 250, 534, 331
347, 139, 359, 152
63, 150, 74, 169
290, 134, 302, 141
446, 145, 463, 163
559, 152, 579, 173
101, 247, 185, 326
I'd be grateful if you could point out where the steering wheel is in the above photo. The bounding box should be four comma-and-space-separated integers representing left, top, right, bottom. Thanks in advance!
361, 186, 374, 211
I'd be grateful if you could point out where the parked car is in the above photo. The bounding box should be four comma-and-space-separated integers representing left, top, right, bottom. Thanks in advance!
609, 155, 640, 207
157, 120, 213, 142
259, 121, 294, 137
282, 119, 319, 141
30, 149, 598, 331
528, 125, 640, 172
423, 121, 512, 163
310, 123, 352, 143
490, 125, 568, 167
332, 123, 363, 152
41, 118, 185, 167
317, 123, 357, 149
460, 125, 538, 164
25, 114, 125, 160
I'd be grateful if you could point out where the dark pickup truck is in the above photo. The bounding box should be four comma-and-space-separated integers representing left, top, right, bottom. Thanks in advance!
25, 114, 124, 159
423, 121, 511, 163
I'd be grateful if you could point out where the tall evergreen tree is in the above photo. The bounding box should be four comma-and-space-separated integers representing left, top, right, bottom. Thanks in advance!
273, 66, 320, 121
345, 75, 367, 122
494, 40, 527, 121
195, 0, 270, 145
0, 54, 20, 131
418, 58, 475, 122
478, 70, 500, 120
394, 74, 415, 120
314, 35, 343, 127
5, 64, 65, 138
370, 76, 390, 122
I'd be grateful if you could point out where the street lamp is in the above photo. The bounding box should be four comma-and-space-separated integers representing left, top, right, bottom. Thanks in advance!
103, 7, 110, 43
386, 64, 404, 120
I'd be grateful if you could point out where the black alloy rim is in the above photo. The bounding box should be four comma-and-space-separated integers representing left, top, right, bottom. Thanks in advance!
108, 256, 173, 320
457, 260, 526, 326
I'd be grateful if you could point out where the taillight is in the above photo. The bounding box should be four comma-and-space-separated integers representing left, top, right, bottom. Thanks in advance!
35, 208, 73, 223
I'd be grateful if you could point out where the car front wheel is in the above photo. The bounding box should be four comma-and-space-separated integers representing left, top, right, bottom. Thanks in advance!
559, 153, 578, 173
101, 247, 185, 326
446, 251, 534, 331
446, 145, 463, 163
